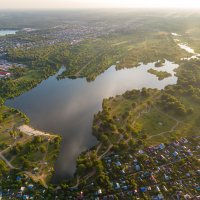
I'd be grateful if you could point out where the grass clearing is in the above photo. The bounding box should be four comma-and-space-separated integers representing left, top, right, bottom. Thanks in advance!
137, 107, 176, 136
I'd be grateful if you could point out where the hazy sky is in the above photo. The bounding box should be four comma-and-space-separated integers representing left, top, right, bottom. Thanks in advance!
1, 0, 200, 9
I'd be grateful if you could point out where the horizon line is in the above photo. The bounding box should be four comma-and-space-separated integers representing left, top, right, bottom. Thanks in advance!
1, 7, 200, 11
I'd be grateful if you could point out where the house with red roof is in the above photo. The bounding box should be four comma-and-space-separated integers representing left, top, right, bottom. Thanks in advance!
0, 71, 11, 78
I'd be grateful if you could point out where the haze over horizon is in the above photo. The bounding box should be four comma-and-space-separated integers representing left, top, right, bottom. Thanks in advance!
1, 0, 200, 10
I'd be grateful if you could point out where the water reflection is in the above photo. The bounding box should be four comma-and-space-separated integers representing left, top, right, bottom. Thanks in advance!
6, 61, 178, 182
171, 32, 200, 60
178, 43, 200, 60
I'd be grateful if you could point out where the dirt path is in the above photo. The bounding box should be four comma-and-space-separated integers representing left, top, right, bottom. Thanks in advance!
70, 176, 80, 189
98, 144, 113, 160
24, 171, 48, 188
0, 152, 15, 169
146, 106, 181, 140
75, 52, 104, 76
147, 120, 180, 140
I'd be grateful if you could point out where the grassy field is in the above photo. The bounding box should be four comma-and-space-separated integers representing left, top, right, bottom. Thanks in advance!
137, 107, 176, 136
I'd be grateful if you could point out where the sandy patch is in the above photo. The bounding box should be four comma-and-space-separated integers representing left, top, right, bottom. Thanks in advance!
18, 125, 54, 137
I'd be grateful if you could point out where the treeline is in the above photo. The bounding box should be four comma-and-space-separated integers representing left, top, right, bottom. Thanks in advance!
160, 93, 193, 116
0, 78, 41, 99
10, 135, 61, 171
1, 43, 70, 100
7, 43, 69, 69
58, 37, 131, 81
164, 59, 200, 106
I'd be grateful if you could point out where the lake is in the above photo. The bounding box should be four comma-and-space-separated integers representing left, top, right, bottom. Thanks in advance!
6, 60, 178, 183
0, 30, 18, 36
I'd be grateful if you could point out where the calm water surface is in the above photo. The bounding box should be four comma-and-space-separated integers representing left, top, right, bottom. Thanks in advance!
6, 60, 178, 182
0, 30, 17, 36
172, 32, 200, 60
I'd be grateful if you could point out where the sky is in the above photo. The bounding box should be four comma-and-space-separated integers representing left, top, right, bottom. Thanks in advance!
1, 0, 200, 9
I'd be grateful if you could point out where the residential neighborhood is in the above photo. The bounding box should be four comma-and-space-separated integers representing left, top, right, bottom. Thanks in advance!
75, 137, 200, 200
0, 137, 199, 199
0, 59, 27, 79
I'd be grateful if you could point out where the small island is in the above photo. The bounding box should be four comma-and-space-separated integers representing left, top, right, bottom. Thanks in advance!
148, 68, 172, 80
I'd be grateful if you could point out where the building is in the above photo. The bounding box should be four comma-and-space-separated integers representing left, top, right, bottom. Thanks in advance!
0, 71, 11, 78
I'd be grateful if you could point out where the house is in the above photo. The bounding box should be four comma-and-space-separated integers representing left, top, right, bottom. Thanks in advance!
133, 189, 138, 194
138, 150, 145, 154
173, 151, 179, 157
121, 169, 125, 174
33, 167, 39, 172
133, 159, 138, 163
27, 184, 34, 190
186, 173, 190, 177
181, 138, 188, 144
195, 186, 200, 191
114, 183, 120, 190
163, 186, 168, 192
20, 187, 25, 192
156, 186, 160, 192
160, 155, 165, 160
77, 191, 84, 199
23, 195, 29, 200
176, 191, 183, 199
173, 141, 180, 146
16, 192, 23, 198
159, 143, 165, 150
148, 186, 152, 191
116, 161, 122, 167
97, 189, 102, 195
183, 194, 192, 199
140, 187, 147, 193
135, 164, 141, 171
152, 194, 164, 200
187, 150, 193, 156
122, 185, 128, 190
150, 175, 157, 183
16, 176, 22, 181
0, 71, 11, 78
